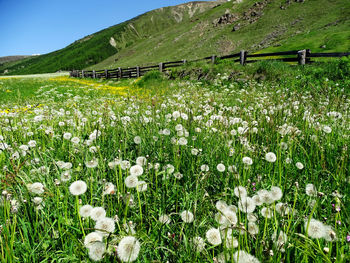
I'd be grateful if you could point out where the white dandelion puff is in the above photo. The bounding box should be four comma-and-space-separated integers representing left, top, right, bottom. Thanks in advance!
117, 236, 141, 262
69, 180, 87, 196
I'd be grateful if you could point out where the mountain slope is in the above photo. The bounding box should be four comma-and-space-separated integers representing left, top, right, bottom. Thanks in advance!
0, 1, 218, 75
2, 0, 349, 75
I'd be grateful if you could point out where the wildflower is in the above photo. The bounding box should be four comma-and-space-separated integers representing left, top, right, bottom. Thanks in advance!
233, 250, 260, 263
88, 241, 105, 261
217, 163, 225, 172
242, 157, 253, 166
136, 181, 148, 192
200, 164, 209, 172
61, 170, 71, 182
136, 156, 147, 166
69, 180, 87, 196
178, 137, 188, 145
192, 236, 205, 252
322, 125, 332, 134
305, 219, 326, 239
80, 204, 93, 218
270, 186, 283, 201
95, 217, 115, 236
130, 165, 143, 177
272, 231, 288, 250
305, 184, 317, 196
248, 222, 259, 235
265, 152, 277, 163
257, 189, 274, 204
215, 200, 228, 212
84, 232, 103, 248
174, 172, 183, 179
28, 140, 37, 148
159, 214, 171, 224
223, 209, 238, 225
261, 207, 273, 218
180, 210, 194, 223
252, 195, 263, 206
133, 136, 141, 144
238, 197, 256, 213
103, 182, 115, 195
125, 176, 139, 188
234, 186, 247, 198
206, 228, 222, 246
63, 132, 72, 140
27, 182, 45, 195
90, 207, 106, 221
86, 158, 98, 168
117, 236, 141, 262
295, 162, 304, 170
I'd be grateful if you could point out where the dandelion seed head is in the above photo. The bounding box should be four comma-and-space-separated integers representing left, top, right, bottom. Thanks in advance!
206, 228, 222, 246
117, 236, 141, 262
69, 180, 87, 196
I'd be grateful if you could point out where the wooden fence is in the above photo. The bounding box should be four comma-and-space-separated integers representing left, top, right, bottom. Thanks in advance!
70, 49, 350, 79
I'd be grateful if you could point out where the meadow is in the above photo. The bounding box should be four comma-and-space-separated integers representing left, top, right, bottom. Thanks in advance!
0, 61, 349, 262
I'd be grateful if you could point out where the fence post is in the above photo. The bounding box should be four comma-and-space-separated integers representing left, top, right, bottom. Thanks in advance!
136, 66, 140, 77
81, 70, 84, 78
93, 70, 96, 79
240, 50, 246, 65
183, 59, 187, 65
118, 67, 122, 78
211, 55, 217, 64
298, 49, 306, 65
105, 69, 109, 79
159, 62, 164, 72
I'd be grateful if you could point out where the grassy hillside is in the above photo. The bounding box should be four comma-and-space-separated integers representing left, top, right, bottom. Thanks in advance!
2, 0, 349, 75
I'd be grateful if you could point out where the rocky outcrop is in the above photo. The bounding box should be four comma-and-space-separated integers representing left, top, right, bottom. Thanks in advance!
213, 11, 240, 26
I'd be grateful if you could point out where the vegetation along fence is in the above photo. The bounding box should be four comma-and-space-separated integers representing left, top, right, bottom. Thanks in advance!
70, 49, 350, 79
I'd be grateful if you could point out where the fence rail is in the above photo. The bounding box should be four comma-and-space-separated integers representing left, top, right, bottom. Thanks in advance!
70, 49, 350, 80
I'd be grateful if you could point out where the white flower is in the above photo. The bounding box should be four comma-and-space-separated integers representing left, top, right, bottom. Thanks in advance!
71, 137, 80, 144
270, 186, 283, 201
88, 241, 105, 261
200, 164, 209, 172
217, 163, 225, 172
86, 158, 98, 168
234, 186, 247, 198
192, 236, 205, 252
206, 228, 222, 246
322, 125, 332, 134
80, 204, 93, 218
261, 207, 273, 218
90, 207, 106, 221
265, 152, 277, 163
69, 180, 87, 196
180, 210, 194, 223
242, 156, 253, 165
27, 182, 44, 195
103, 182, 115, 195
238, 197, 256, 213
295, 162, 304, 170
117, 236, 141, 262
257, 189, 274, 205
84, 232, 103, 248
159, 214, 171, 224
248, 222, 259, 235
306, 184, 317, 196
136, 156, 147, 166
63, 132, 72, 140
233, 250, 260, 263
178, 137, 188, 145
215, 200, 228, 212
28, 140, 37, 148
305, 219, 326, 239
125, 176, 139, 188
133, 136, 141, 144
130, 165, 143, 176
95, 217, 115, 236
136, 181, 148, 192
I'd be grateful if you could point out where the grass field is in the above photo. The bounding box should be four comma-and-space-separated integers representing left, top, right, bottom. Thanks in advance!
0, 61, 349, 262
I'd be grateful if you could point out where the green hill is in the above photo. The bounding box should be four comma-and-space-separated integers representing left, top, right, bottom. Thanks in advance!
2, 0, 349, 75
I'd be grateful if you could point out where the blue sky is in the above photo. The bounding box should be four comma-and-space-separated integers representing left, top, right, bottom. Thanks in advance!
0, 0, 212, 57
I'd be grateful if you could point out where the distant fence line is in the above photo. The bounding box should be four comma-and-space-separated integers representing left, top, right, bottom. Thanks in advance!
70, 49, 350, 79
